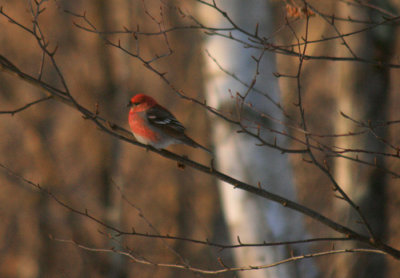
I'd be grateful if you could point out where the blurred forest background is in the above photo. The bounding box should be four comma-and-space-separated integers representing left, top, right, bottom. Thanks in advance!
0, 0, 400, 277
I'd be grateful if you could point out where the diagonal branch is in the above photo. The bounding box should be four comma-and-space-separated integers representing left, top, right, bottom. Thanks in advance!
0, 96, 52, 115
1, 53, 400, 259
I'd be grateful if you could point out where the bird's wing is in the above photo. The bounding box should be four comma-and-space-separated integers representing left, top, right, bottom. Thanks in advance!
146, 105, 186, 133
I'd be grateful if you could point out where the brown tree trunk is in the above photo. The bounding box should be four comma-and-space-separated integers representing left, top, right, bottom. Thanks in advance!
331, 1, 395, 277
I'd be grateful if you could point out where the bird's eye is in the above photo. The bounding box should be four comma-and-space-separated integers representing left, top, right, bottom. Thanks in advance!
127, 101, 138, 107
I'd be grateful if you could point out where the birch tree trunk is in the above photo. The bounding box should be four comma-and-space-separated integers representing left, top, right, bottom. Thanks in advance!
200, 1, 318, 277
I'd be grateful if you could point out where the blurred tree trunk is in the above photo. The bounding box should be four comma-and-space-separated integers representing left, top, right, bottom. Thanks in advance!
95, 1, 126, 277
201, 1, 318, 277
331, 1, 395, 277
0, 0, 230, 277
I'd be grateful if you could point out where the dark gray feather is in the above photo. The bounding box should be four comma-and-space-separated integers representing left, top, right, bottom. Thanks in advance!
147, 106, 185, 132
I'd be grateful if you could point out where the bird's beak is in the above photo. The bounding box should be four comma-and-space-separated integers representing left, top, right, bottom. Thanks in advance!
127, 101, 132, 108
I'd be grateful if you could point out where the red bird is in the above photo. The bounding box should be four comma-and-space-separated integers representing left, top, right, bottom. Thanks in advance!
127, 94, 211, 153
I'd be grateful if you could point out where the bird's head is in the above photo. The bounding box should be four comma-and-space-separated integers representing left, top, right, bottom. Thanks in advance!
127, 94, 157, 110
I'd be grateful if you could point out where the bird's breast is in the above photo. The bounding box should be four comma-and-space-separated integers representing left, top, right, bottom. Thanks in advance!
129, 112, 159, 143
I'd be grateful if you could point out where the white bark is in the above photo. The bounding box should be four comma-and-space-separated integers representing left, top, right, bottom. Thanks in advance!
199, 1, 318, 277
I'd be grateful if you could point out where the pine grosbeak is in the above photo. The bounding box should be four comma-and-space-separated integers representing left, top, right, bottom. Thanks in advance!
127, 94, 211, 153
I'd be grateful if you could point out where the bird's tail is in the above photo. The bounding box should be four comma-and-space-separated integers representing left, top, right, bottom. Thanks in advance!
183, 135, 212, 154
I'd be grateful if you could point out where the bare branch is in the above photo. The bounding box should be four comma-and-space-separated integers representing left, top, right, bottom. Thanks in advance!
0, 96, 52, 115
